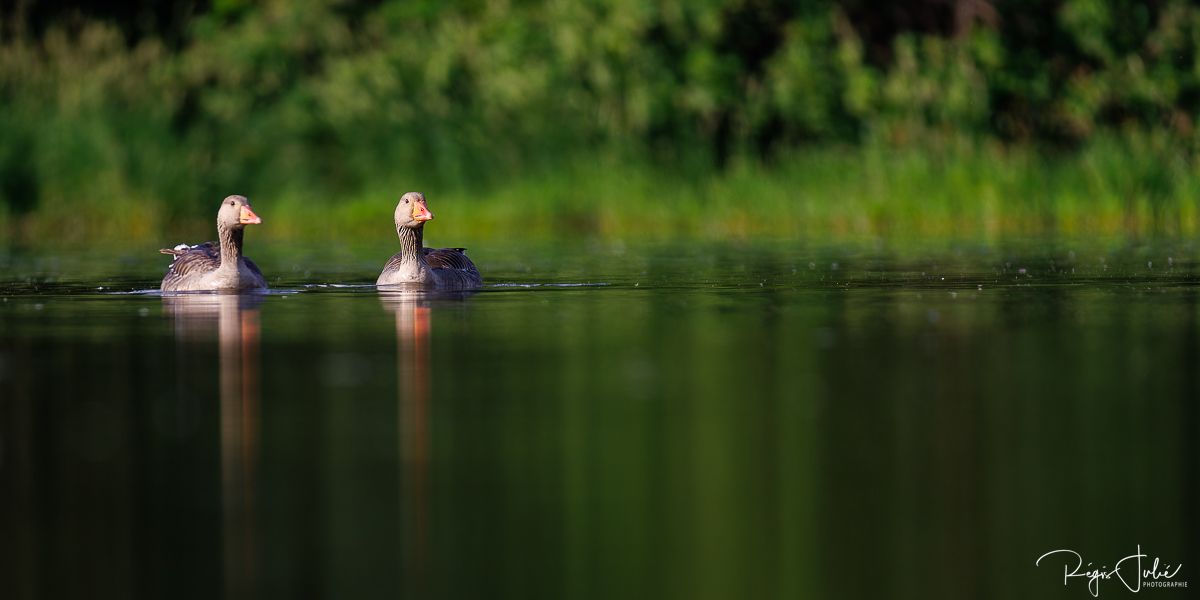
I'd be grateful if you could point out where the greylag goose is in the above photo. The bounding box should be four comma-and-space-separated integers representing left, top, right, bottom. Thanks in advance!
377, 192, 482, 289
159, 195, 267, 292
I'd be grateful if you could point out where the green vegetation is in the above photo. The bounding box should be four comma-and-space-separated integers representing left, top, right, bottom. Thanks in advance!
4, 0, 1200, 241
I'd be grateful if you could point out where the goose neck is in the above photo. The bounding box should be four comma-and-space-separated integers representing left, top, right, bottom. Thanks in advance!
217, 222, 243, 269
396, 225, 425, 264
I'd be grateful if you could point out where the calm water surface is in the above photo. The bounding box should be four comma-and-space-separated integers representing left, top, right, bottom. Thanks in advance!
1, 238, 1197, 599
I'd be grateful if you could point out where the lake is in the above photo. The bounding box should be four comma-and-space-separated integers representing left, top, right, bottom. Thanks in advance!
1, 237, 1196, 599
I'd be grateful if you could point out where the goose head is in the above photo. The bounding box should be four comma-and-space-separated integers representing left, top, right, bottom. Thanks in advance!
394, 191, 434, 229
218, 195, 262, 229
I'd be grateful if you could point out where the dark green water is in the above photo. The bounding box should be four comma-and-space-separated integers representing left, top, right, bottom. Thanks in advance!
1, 239, 1197, 599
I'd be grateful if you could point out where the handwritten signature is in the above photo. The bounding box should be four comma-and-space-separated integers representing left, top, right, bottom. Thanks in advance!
1036, 546, 1184, 597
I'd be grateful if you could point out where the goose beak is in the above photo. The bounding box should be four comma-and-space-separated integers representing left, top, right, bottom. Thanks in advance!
412, 202, 434, 222
239, 205, 263, 225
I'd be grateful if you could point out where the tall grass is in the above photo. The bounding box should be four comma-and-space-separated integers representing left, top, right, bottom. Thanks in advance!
5, 2, 1200, 244
8, 134, 1190, 247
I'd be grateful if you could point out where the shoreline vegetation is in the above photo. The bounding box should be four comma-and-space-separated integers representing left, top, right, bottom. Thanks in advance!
4, 2, 1200, 243
6, 137, 1200, 244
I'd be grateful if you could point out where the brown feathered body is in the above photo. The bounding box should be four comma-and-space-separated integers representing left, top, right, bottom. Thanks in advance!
377, 227, 483, 288
159, 195, 268, 292
160, 241, 267, 292
377, 192, 482, 289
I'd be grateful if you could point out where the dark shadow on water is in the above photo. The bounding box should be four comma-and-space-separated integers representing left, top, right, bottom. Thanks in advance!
378, 288, 475, 599
163, 294, 262, 599
2, 239, 1198, 600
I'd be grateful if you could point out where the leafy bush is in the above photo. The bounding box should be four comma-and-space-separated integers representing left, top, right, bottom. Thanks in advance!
3, 0, 1200, 236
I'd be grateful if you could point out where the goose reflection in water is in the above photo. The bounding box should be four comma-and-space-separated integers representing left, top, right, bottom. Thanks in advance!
379, 288, 474, 598
162, 293, 262, 599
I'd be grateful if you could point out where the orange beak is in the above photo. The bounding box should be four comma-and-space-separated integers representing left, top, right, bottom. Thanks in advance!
239, 205, 262, 225
411, 201, 434, 222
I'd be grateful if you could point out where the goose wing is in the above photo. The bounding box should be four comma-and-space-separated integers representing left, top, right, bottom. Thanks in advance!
160, 242, 221, 289
424, 247, 482, 288
380, 251, 407, 276
244, 257, 265, 281
424, 247, 477, 272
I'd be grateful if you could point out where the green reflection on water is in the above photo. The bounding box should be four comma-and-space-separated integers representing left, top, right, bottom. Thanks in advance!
1, 239, 1197, 599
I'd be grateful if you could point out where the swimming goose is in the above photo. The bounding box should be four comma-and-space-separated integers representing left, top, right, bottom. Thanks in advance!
377, 192, 482, 289
160, 195, 267, 292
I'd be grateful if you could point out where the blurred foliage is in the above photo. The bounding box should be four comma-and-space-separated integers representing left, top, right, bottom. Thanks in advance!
3, 0, 1200, 238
